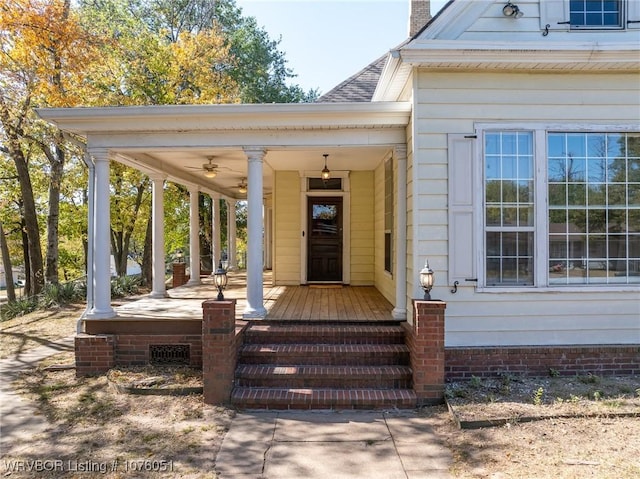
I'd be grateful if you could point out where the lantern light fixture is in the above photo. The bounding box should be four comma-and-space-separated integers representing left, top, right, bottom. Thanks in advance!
176, 249, 184, 262
321, 154, 331, 181
419, 260, 434, 301
238, 178, 247, 194
213, 260, 228, 301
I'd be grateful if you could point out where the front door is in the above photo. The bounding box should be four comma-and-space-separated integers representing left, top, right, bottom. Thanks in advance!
307, 197, 343, 282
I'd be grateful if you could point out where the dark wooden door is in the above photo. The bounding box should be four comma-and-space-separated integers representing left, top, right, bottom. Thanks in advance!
307, 197, 343, 282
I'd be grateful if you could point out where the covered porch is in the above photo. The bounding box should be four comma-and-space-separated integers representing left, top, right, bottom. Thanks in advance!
36, 102, 414, 324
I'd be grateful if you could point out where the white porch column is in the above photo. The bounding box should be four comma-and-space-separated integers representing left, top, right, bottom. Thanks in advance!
227, 199, 237, 270
86, 148, 116, 319
243, 148, 267, 318
150, 175, 167, 298
187, 186, 201, 285
392, 145, 408, 320
211, 194, 221, 269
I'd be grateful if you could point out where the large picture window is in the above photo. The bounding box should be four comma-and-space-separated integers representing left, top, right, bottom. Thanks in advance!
482, 129, 640, 288
548, 132, 640, 284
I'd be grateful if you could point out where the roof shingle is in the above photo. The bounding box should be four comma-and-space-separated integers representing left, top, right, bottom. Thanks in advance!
315, 55, 387, 103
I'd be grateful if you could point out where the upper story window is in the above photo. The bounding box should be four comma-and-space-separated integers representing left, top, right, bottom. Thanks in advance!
569, 0, 622, 28
539, 0, 639, 32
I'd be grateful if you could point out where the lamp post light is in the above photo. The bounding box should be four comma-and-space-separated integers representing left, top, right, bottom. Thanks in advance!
176, 249, 184, 262
214, 260, 228, 301
419, 260, 434, 300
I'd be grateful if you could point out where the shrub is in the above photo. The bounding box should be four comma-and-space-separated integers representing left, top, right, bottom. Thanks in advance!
111, 275, 141, 298
0, 297, 39, 321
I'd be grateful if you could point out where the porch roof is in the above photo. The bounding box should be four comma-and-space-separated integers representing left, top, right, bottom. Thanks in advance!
36, 101, 411, 199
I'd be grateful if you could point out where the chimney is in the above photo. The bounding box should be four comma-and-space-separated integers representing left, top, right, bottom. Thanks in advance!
409, 0, 431, 37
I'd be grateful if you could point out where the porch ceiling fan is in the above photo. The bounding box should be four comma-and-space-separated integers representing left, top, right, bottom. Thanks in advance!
185, 157, 220, 178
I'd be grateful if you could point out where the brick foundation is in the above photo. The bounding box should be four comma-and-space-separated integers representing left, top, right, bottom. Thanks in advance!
113, 334, 202, 367
403, 300, 446, 406
75, 322, 203, 377
75, 334, 115, 376
445, 345, 640, 380
202, 299, 246, 405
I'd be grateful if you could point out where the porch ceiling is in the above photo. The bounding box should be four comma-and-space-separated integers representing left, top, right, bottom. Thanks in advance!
117, 145, 395, 199
37, 102, 411, 199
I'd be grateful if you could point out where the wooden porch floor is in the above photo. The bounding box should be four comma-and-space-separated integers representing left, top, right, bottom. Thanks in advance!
263, 285, 394, 321
112, 272, 395, 322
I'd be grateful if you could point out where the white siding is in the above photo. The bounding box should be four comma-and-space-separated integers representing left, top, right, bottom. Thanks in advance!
350, 171, 375, 285
273, 171, 301, 285
413, 69, 640, 346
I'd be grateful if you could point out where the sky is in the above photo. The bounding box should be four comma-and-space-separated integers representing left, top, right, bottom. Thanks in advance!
235, 0, 448, 95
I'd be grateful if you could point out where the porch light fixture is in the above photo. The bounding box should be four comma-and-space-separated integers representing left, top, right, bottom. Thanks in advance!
213, 260, 228, 301
176, 249, 184, 262
321, 154, 331, 181
203, 169, 217, 178
419, 260, 434, 300
502, 2, 523, 18
238, 178, 247, 194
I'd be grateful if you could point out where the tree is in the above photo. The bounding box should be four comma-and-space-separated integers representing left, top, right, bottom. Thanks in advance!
1, 0, 103, 293
0, 220, 16, 302
213, 0, 318, 103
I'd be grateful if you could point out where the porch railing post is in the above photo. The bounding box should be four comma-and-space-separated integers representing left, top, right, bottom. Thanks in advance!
202, 299, 238, 404
405, 300, 446, 406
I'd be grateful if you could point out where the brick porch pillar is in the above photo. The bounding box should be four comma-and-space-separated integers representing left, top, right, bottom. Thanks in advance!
405, 300, 446, 406
202, 299, 237, 405
172, 262, 187, 288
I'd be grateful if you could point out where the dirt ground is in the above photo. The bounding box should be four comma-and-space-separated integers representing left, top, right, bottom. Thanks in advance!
1, 306, 639, 478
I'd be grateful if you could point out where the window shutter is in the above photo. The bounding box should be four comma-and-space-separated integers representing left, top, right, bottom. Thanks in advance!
628, 0, 640, 29
448, 134, 476, 285
539, 0, 570, 32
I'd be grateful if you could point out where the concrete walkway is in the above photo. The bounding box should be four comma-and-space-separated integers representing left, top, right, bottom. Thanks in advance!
0, 337, 74, 456
215, 410, 452, 479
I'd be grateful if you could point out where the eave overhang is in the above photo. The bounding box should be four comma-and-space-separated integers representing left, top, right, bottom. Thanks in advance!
373, 41, 640, 101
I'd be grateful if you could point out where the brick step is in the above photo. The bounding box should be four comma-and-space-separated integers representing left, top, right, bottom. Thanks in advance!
235, 364, 413, 389
238, 343, 410, 366
243, 322, 406, 345
230, 387, 417, 410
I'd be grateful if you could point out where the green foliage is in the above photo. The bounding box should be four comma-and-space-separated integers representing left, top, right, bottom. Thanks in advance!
0, 279, 86, 321
469, 375, 483, 388
578, 373, 600, 385
111, 275, 142, 298
38, 282, 85, 308
532, 387, 545, 406
0, 297, 39, 321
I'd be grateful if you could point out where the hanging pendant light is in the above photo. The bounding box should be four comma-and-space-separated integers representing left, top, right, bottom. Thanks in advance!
238, 178, 247, 194
321, 154, 331, 181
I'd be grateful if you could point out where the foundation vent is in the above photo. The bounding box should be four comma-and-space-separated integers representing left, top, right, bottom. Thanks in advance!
149, 344, 190, 365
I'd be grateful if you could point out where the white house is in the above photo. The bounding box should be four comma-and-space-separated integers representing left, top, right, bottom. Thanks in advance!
38, 0, 639, 384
